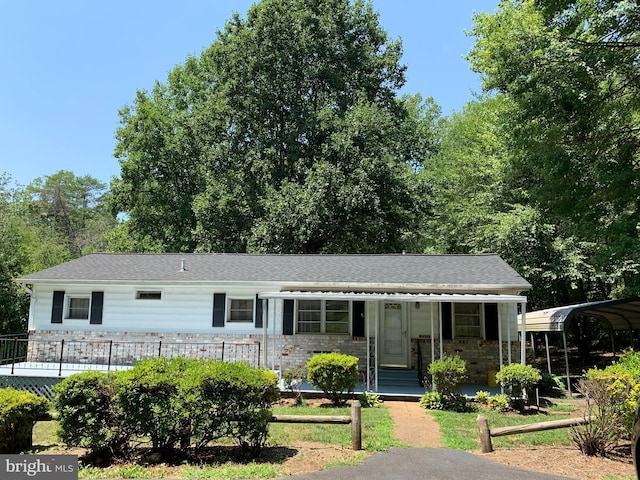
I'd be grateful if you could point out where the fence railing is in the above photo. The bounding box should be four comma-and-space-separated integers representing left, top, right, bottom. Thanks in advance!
0, 336, 261, 376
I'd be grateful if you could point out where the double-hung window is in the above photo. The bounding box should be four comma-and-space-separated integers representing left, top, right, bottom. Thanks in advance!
297, 299, 349, 334
453, 303, 481, 338
228, 298, 254, 323
66, 296, 90, 319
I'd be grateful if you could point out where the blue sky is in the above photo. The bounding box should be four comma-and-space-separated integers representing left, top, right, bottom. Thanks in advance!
1, 1, 499, 188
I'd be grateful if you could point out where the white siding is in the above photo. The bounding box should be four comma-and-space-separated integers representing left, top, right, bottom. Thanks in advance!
30, 283, 279, 335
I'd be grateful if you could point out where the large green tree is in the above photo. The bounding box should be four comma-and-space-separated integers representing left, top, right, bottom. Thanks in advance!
467, 0, 640, 297
111, 0, 438, 253
423, 97, 596, 309
26, 171, 115, 256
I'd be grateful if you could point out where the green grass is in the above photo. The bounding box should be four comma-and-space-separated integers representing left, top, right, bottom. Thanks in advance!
430, 408, 576, 450
269, 404, 404, 451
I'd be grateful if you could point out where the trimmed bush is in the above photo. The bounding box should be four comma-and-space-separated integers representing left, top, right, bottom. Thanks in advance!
429, 354, 467, 399
306, 353, 359, 406
0, 388, 49, 453
495, 363, 541, 410
117, 357, 280, 456
190, 360, 280, 454
53, 371, 129, 458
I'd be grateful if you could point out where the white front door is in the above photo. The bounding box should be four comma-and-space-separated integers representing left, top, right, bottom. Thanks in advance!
379, 302, 408, 367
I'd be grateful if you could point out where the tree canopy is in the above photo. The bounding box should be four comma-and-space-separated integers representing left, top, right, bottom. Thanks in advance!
467, 0, 640, 298
111, 0, 438, 253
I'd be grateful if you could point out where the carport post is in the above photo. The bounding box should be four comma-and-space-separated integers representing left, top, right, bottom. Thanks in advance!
563, 331, 571, 396
544, 333, 552, 374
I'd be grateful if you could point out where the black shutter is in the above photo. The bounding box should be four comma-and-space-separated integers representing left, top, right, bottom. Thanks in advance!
484, 303, 499, 340
255, 295, 264, 328
51, 290, 65, 324
90, 291, 104, 325
212, 293, 226, 327
442, 302, 452, 340
352, 301, 365, 337
283, 299, 294, 335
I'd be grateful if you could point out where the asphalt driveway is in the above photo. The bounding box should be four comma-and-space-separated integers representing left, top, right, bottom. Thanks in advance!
275, 448, 577, 480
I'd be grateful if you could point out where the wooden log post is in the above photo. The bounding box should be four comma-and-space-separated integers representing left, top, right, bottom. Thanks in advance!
477, 414, 493, 453
351, 400, 362, 451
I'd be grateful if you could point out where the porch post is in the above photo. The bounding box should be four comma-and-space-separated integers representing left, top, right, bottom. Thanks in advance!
430, 302, 435, 365
438, 302, 444, 359
262, 297, 268, 371
520, 302, 527, 365
506, 304, 512, 364
366, 302, 371, 392
497, 303, 503, 371
374, 301, 379, 392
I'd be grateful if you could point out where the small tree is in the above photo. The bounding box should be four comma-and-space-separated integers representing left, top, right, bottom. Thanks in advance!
495, 363, 541, 410
306, 353, 359, 406
425, 354, 471, 411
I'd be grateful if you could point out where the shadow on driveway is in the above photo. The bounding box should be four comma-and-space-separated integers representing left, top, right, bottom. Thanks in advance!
276, 448, 577, 480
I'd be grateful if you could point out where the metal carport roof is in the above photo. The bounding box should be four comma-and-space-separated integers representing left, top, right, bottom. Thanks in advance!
519, 297, 640, 333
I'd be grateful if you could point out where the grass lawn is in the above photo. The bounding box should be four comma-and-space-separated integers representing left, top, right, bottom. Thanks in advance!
31, 403, 402, 479
431, 407, 576, 450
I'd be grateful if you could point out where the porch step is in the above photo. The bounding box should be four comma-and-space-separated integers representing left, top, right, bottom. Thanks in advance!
377, 368, 421, 388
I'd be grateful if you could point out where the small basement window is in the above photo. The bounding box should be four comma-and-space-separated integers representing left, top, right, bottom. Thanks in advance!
136, 291, 162, 300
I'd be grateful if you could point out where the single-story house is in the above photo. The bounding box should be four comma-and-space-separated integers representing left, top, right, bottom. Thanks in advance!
17, 253, 531, 391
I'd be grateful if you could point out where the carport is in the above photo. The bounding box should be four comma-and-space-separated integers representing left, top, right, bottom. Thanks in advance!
518, 297, 640, 395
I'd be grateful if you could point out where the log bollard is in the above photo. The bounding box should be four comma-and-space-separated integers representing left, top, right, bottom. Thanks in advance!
351, 400, 362, 450
477, 414, 493, 453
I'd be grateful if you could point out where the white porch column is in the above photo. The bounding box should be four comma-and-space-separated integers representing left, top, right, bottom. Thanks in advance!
262, 299, 268, 370
438, 302, 444, 359
366, 302, 371, 392
374, 301, 379, 392
506, 304, 512, 364
520, 302, 527, 364
497, 303, 503, 370
430, 302, 435, 365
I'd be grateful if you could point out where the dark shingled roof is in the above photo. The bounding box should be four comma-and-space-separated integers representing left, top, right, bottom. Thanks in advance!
18, 253, 530, 290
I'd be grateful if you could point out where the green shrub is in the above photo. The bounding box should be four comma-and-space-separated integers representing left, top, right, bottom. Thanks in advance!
474, 390, 490, 405
429, 354, 467, 399
306, 353, 359, 406
53, 371, 129, 458
0, 388, 49, 453
419, 391, 443, 410
117, 357, 194, 452
117, 357, 280, 456
539, 373, 565, 396
191, 361, 280, 454
358, 391, 381, 408
495, 363, 542, 409
487, 393, 511, 412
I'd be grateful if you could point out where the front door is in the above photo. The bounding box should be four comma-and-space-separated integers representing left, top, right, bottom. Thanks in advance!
379, 302, 408, 367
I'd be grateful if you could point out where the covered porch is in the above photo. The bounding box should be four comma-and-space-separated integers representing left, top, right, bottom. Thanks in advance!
259, 291, 528, 394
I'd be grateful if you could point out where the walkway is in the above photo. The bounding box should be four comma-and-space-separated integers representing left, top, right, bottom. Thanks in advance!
275, 448, 576, 480
385, 400, 441, 448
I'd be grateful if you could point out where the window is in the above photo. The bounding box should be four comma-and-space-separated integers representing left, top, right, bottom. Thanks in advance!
136, 291, 162, 300
66, 296, 90, 319
297, 300, 349, 334
228, 298, 254, 323
454, 303, 481, 338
